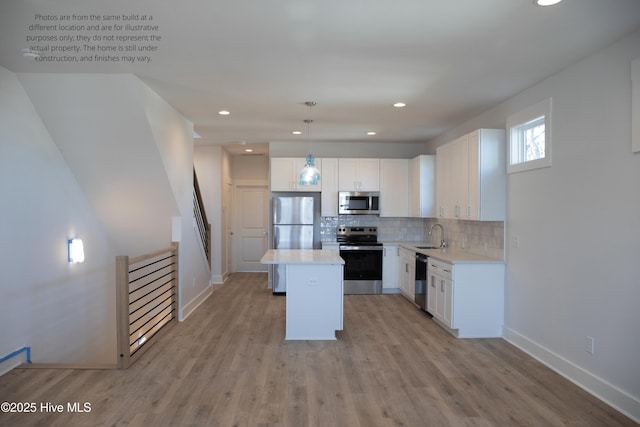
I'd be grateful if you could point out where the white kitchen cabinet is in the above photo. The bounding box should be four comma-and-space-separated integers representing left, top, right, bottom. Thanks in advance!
380, 159, 410, 217
435, 129, 505, 220
436, 135, 468, 219
382, 245, 399, 291
321, 158, 339, 216
427, 258, 453, 328
398, 247, 415, 301
467, 129, 506, 221
427, 257, 505, 338
436, 144, 451, 219
410, 155, 436, 218
270, 157, 322, 192
451, 135, 469, 219
338, 158, 380, 191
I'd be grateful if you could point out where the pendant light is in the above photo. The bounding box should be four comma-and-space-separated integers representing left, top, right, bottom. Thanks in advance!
299, 102, 321, 186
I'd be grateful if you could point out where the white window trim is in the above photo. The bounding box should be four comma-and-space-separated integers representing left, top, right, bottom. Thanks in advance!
507, 97, 552, 174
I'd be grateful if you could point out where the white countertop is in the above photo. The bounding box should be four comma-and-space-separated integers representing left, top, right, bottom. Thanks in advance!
393, 242, 504, 264
260, 249, 345, 265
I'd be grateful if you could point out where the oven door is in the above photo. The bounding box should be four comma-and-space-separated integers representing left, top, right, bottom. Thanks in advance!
339, 245, 383, 280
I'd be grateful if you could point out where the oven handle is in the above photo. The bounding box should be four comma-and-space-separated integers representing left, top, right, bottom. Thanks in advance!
339, 245, 384, 251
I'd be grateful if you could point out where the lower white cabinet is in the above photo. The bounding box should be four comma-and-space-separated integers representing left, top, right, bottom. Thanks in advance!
427, 258, 504, 338
427, 258, 453, 328
382, 245, 399, 290
398, 247, 415, 301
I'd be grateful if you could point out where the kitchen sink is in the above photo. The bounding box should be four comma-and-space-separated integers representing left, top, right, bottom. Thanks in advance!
416, 245, 437, 249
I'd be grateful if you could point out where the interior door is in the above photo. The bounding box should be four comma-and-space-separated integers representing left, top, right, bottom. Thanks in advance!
233, 184, 269, 272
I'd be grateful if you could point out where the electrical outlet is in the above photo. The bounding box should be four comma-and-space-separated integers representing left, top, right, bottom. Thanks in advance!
511, 235, 520, 248
585, 336, 595, 355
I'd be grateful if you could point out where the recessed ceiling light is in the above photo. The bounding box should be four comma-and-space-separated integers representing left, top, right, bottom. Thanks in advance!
367, 131, 376, 136
245, 148, 253, 152
393, 102, 406, 108
218, 110, 230, 115
534, 0, 562, 6
292, 131, 302, 135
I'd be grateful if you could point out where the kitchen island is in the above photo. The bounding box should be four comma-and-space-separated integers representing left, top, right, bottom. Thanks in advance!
260, 249, 345, 340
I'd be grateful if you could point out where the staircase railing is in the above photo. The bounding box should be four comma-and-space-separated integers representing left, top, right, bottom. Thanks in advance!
193, 169, 211, 263
115, 244, 178, 369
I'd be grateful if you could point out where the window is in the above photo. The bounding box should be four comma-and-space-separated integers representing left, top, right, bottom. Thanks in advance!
507, 98, 552, 173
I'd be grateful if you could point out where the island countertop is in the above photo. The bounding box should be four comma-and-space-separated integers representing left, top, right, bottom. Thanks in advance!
260, 249, 345, 265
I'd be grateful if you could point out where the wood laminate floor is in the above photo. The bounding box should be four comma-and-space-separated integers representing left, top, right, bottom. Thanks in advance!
0, 273, 636, 427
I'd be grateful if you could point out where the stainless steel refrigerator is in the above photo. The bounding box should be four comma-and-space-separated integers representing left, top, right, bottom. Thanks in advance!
270, 192, 321, 293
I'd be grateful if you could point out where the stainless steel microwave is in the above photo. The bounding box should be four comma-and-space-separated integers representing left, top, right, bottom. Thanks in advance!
338, 191, 380, 215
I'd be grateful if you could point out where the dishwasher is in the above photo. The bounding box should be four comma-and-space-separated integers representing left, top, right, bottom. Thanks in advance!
414, 253, 428, 311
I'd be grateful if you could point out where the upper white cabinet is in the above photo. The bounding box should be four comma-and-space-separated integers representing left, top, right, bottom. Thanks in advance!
436, 144, 451, 219
436, 129, 505, 221
436, 135, 469, 219
321, 158, 339, 216
270, 157, 322, 192
338, 158, 380, 191
410, 155, 436, 218
379, 159, 410, 217
467, 129, 505, 221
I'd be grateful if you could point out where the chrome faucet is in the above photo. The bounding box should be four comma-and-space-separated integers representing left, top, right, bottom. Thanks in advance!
429, 223, 446, 248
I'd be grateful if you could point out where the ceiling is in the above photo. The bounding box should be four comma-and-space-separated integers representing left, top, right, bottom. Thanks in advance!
2, 0, 640, 156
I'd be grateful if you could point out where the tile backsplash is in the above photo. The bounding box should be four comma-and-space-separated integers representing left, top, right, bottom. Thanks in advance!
321, 216, 504, 260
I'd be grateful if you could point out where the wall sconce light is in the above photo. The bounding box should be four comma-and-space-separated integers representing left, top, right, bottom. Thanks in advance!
68, 238, 85, 263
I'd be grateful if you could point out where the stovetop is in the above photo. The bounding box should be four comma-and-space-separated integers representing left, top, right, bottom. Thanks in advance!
336, 226, 380, 245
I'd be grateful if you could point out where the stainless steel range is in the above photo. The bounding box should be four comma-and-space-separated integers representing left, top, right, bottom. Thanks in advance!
337, 226, 383, 294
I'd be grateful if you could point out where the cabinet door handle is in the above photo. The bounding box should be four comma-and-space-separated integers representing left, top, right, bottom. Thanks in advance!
466, 205, 471, 218
440, 280, 445, 292
405, 264, 409, 273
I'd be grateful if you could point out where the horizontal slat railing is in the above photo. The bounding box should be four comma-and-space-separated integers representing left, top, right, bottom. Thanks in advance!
116, 244, 178, 369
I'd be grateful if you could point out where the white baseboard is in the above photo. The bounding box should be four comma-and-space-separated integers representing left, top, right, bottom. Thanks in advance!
503, 327, 640, 423
0, 359, 23, 377
210, 274, 224, 285
180, 284, 213, 321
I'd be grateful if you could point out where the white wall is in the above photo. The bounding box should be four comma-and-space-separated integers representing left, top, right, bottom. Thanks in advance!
0, 67, 117, 369
194, 145, 224, 284
17, 73, 180, 256
232, 155, 269, 182
0, 68, 212, 369
427, 30, 640, 421
137, 82, 212, 320
269, 141, 427, 158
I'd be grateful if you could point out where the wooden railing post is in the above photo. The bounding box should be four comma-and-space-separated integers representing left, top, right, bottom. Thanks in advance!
116, 255, 131, 369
